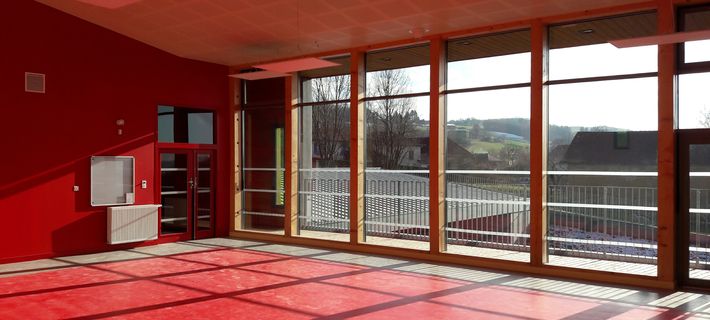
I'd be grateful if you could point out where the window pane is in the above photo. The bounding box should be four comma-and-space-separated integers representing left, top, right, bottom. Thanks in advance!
158, 106, 175, 142
548, 78, 658, 134
366, 45, 430, 96
158, 105, 214, 144
298, 103, 351, 241
445, 87, 531, 261
447, 30, 531, 89
682, 7, 710, 64
447, 53, 530, 90
679, 73, 710, 129
301, 56, 351, 103
686, 40, 710, 64
549, 13, 657, 80
188, 112, 213, 144
549, 44, 657, 80
689, 144, 710, 280
242, 107, 285, 234
365, 96, 429, 249
547, 77, 658, 276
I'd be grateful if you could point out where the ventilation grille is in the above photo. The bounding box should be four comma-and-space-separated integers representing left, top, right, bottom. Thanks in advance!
25, 72, 45, 93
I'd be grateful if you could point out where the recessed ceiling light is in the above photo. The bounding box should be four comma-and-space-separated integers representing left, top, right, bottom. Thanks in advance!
408, 27, 431, 38
459, 41, 472, 46
380, 57, 392, 62
579, 29, 595, 34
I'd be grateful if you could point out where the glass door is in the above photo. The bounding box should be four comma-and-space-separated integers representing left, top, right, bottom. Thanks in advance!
159, 150, 215, 240
678, 129, 710, 287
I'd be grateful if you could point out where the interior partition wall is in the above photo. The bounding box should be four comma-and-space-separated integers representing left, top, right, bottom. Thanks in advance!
230, 2, 699, 289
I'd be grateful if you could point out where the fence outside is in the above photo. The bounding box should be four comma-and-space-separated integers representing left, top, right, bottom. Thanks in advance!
296, 168, 710, 267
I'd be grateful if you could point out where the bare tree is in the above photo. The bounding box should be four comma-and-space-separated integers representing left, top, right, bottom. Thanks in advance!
307, 69, 418, 169
701, 106, 710, 128
366, 69, 418, 169
310, 75, 350, 167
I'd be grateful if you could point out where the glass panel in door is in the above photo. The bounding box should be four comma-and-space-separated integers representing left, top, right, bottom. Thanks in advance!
160, 153, 189, 234
689, 144, 710, 280
195, 153, 213, 233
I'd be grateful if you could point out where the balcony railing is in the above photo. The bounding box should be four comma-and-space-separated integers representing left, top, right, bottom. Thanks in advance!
295, 168, 710, 270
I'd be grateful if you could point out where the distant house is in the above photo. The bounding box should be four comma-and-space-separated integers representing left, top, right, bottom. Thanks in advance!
551, 131, 657, 187
559, 131, 658, 171
446, 139, 500, 170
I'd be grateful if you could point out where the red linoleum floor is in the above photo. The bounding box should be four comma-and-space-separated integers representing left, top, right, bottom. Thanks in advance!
0, 246, 702, 319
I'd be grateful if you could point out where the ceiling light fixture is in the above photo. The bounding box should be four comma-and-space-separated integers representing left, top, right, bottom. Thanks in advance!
578, 29, 595, 34
610, 29, 710, 48
233, 0, 341, 79
408, 27, 431, 39
76, 0, 142, 9
253, 57, 340, 74
228, 70, 290, 80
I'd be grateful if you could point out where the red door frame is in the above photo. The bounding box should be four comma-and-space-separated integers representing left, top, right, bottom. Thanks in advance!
157, 143, 217, 241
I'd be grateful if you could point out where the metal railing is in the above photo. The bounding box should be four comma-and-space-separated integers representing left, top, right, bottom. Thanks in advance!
445, 171, 530, 253
294, 168, 710, 268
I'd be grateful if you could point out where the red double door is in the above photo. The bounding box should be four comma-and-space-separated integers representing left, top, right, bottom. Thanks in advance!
158, 149, 215, 240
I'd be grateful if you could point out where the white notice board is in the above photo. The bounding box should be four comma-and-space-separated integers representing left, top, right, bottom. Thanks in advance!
90, 156, 135, 206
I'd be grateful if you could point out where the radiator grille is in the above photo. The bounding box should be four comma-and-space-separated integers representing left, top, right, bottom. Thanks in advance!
107, 204, 160, 244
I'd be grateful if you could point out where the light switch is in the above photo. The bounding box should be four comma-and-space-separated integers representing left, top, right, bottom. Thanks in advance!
73, 185, 79, 192
141, 180, 147, 189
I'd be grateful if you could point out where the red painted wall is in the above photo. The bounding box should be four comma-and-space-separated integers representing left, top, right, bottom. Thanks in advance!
0, 0, 229, 263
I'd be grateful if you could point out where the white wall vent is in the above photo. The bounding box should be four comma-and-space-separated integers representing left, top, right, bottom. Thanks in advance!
25, 72, 45, 93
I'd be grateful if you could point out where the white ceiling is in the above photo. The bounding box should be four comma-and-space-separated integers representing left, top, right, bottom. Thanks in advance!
36, 0, 648, 66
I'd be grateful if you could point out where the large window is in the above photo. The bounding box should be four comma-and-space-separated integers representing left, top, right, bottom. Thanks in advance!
445, 30, 531, 262
298, 56, 351, 241
158, 106, 214, 144
546, 12, 658, 275
679, 5, 710, 129
365, 44, 430, 249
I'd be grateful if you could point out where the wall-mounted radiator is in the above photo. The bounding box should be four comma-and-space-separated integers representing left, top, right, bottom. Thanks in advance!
107, 204, 161, 244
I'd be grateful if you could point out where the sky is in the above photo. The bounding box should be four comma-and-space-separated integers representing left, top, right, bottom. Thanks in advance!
367, 40, 710, 131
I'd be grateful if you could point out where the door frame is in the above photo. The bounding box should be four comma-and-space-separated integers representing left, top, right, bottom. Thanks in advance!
677, 128, 710, 288
157, 144, 217, 241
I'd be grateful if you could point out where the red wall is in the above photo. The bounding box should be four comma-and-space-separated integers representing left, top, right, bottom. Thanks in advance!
0, 0, 229, 263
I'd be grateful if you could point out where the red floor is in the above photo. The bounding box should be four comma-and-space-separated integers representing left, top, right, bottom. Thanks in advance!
0, 246, 700, 319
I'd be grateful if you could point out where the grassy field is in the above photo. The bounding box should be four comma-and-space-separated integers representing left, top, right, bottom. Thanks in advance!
466, 139, 529, 155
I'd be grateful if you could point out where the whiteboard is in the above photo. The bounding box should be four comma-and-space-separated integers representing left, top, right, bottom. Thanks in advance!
90, 156, 135, 206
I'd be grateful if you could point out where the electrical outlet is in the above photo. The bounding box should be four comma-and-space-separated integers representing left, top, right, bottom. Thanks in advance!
141, 180, 147, 189
73, 186, 79, 192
